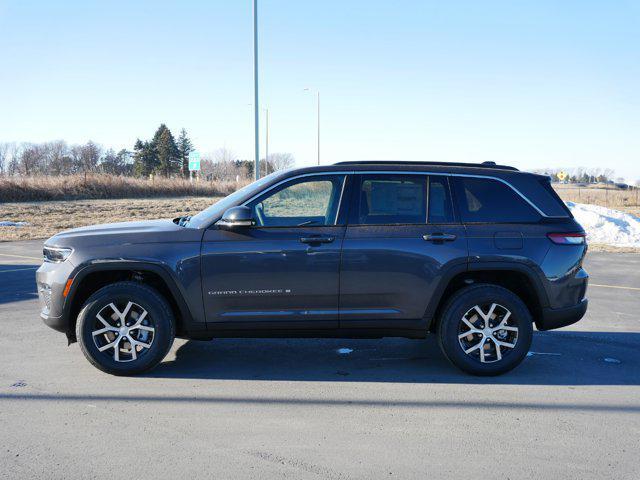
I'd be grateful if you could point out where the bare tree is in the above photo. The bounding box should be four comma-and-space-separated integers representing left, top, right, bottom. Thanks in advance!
266, 152, 295, 174
0, 143, 10, 175
79, 141, 101, 174
66, 141, 102, 181
47, 141, 72, 175
202, 148, 245, 181
19, 143, 48, 175
6, 143, 21, 175
69, 144, 84, 174
602, 168, 615, 183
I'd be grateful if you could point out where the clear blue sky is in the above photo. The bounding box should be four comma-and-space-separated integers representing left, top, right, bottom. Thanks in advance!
1, 0, 639, 181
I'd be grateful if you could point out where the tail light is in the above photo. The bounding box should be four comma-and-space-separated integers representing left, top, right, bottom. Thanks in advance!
547, 232, 586, 245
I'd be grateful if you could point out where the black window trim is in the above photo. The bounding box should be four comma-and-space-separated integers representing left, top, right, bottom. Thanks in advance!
243, 173, 349, 228
206, 169, 562, 229
426, 175, 458, 225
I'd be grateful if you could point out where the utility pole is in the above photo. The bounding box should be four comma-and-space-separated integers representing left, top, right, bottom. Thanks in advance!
253, 0, 260, 179
264, 108, 269, 174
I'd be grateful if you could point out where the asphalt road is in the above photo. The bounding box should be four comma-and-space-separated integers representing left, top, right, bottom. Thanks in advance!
1, 240, 639, 479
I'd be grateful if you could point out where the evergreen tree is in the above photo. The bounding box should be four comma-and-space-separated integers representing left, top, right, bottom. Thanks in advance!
132, 139, 157, 177
101, 149, 132, 175
176, 128, 194, 178
153, 124, 180, 177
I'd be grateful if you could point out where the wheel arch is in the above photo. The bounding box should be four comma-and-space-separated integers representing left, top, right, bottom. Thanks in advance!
63, 262, 199, 342
426, 262, 550, 332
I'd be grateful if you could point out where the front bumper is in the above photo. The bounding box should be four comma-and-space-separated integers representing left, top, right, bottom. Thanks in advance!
537, 298, 588, 331
36, 259, 75, 335
40, 311, 67, 333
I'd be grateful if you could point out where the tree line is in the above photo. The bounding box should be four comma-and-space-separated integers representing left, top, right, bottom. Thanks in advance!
530, 167, 634, 186
0, 124, 294, 180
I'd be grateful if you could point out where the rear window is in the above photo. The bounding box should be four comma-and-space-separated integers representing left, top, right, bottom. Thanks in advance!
453, 177, 540, 223
537, 177, 573, 217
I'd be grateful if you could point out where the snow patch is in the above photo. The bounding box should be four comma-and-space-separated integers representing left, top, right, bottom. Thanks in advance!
566, 202, 640, 248
0, 221, 29, 227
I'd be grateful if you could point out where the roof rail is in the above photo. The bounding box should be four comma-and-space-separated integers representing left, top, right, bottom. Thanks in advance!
333, 160, 519, 171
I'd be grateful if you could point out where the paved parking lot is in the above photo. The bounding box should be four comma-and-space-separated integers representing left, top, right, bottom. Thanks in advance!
1, 240, 639, 479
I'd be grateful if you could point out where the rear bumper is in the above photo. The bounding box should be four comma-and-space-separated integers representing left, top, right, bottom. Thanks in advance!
537, 298, 588, 331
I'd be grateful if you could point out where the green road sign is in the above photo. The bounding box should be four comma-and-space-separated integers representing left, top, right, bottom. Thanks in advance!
188, 151, 201, 171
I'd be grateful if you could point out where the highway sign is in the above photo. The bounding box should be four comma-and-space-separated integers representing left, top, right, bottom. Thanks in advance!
188, 151, 201, 172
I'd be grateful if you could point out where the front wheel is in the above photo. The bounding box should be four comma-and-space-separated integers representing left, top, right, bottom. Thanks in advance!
437, 284, 533, 376
76, 282, 175, 375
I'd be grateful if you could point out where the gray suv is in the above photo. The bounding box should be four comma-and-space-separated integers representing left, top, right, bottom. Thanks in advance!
36, 161, 588, 376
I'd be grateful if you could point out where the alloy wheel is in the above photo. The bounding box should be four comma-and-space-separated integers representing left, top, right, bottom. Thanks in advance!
457, 303, 519, 363
91, 301, 155, 362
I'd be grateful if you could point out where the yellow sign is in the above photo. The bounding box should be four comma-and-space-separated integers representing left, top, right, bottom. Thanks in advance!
557, 171, 568, 181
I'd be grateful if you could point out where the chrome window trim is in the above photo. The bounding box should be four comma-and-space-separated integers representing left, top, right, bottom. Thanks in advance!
205, 169, 564, 227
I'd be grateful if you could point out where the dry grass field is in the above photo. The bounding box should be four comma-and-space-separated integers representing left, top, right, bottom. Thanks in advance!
0, 174, 241, 202
553, 184, 640, 216
0, 197, 220, 241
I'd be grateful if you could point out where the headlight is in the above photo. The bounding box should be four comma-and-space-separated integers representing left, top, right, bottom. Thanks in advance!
43, 246, 73, 263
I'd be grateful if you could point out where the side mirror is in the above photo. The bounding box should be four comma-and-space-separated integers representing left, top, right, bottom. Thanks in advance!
217, 206, 255, 229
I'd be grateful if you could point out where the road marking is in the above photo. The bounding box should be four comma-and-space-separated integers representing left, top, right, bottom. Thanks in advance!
0, 252, 41, 261
0, 267, 39, 274
590, 283, 640, 292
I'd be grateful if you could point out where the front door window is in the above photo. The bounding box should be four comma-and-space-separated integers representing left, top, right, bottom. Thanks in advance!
249, 176, 345, 227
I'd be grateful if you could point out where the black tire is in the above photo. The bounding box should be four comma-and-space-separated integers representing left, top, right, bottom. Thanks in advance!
437, 284, 533, 376
76, 281, 175, 376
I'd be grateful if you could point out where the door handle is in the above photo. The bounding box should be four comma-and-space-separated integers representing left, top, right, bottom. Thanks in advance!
423, 233, 457, 243
300, 236, 335, 244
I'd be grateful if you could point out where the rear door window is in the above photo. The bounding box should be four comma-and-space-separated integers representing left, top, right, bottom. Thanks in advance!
452, 177, 540, 223
351, 175, 427, 225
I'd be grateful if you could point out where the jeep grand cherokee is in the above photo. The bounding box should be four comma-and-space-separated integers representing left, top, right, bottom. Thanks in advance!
36, 161, 588, 376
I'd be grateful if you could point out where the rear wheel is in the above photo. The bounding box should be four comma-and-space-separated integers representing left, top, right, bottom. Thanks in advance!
76, 282, 175, 375
437, 284, 532, 376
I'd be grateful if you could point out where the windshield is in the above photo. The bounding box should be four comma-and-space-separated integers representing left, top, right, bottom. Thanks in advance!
185, 171, 284, 229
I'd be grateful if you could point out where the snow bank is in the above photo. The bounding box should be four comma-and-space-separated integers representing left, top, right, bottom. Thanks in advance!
566, 202, 640, 248
0, 221, 29, 227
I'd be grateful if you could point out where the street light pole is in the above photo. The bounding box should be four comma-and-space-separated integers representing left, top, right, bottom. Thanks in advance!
264, 108, 269, 172
253, 0, 260, 180
316, 91, 320, 166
